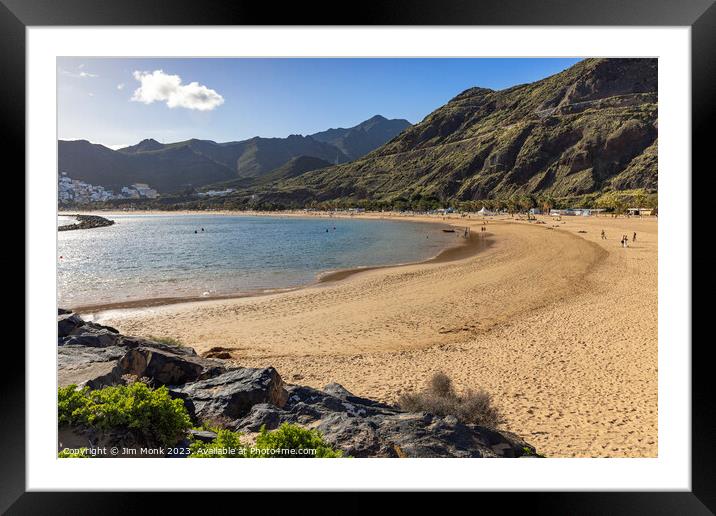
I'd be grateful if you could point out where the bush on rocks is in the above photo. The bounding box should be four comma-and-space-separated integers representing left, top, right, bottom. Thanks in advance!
58, 382, 192, 446
254, 423, 344, 458
398, 372, 504, 428
187, 423, 343, 458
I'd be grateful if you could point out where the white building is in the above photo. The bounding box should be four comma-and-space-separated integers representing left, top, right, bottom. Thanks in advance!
131, 183, 159, 199
58, 173, 159, 204
197, 188, 235, 198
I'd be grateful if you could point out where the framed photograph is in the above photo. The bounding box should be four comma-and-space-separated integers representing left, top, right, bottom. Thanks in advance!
8, 0, 711, 510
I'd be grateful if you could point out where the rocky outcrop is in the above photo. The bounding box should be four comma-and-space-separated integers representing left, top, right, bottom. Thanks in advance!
58, 312, 87, 337
119, 346, 226, 386
232, 383, 534, 457
60, 324, 122, 348
57, 309, 538, 458
58, 214, 115, 231
170, 367, 288, 426
57, 312, 225, 388
58, 345, 127, 389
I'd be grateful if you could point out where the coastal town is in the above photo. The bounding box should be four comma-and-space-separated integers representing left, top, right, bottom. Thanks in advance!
58, 172, 158, 204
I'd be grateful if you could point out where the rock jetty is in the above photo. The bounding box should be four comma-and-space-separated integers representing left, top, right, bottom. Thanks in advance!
57, 309, 539, 458
58, 214, 115, 231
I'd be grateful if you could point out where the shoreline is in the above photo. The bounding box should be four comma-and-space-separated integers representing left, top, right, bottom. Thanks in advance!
69, 215, 489, 314
93, 213, 657, 458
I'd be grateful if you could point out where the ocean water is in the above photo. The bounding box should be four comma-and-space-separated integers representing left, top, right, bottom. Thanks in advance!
57, 214, 460, 308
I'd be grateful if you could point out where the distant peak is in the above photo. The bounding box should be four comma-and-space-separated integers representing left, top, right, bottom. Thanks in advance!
132, 138, 163, 150
355, 114, 409, 131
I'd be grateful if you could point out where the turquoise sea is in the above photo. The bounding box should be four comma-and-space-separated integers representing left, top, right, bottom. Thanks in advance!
57, 214, 459, 308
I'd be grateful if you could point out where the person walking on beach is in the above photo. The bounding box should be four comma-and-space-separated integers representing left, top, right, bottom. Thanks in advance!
601, 229, 606, 240
633, 232, 637, 243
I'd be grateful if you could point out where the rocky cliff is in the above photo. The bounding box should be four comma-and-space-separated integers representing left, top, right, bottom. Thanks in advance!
272, 58, 657, 204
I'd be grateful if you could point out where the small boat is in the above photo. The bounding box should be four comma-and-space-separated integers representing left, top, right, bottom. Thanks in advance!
442, 229, 456, 233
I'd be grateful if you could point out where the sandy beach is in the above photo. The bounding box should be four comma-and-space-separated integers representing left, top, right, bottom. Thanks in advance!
88, 212, 658, 458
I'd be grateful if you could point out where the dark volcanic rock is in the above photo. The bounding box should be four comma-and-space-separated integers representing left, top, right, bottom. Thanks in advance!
58, 313, 86, 338
233, 383, 535, 458
58, 214, 115, 231
60, 326, 122, 348
83, 321, 120, 334
58, 310, 121, 346
119, 346, 226, 386
170, 367, 288, 426
58, 345, 127, 388
233, 403, 285, 432
188, 429, 218, 443
57, 311, 224, 388
115, 335, 197, 354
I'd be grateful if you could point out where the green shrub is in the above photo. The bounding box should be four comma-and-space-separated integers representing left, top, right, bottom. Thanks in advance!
58, 447, 89, 458
254, 423, 343, 458
522, 446, 546, 458
57, 382, 192, 446
57, 384, 92, 426
188, 423, 343, 458
398, 372, 504, 428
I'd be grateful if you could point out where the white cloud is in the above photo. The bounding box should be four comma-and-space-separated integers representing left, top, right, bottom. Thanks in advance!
60, 69, 99, 79
130, 70, 224, 111
117, 83, 125, 90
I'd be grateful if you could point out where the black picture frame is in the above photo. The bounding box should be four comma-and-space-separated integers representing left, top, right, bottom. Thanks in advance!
6, 0, 710, 511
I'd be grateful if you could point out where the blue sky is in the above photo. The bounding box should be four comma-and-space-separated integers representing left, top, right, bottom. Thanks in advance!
58, 58, 582, 149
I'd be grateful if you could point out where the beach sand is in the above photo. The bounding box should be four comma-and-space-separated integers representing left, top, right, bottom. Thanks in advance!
90, 213, 658, 458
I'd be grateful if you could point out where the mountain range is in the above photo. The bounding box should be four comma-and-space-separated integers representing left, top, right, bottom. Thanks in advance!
258, 58, 657, 207
59, 58, 657, 207
58, 115, 411, 193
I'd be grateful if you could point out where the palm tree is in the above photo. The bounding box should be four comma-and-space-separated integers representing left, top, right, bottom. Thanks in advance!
540, 194, 555, 215
519, 195, 534, 214
507, 196, 519, 216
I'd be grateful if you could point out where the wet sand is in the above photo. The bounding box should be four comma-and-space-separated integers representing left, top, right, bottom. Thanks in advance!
89, 213, 658, 458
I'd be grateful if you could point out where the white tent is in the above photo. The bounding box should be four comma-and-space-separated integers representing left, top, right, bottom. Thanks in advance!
477, 206, 494, 216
